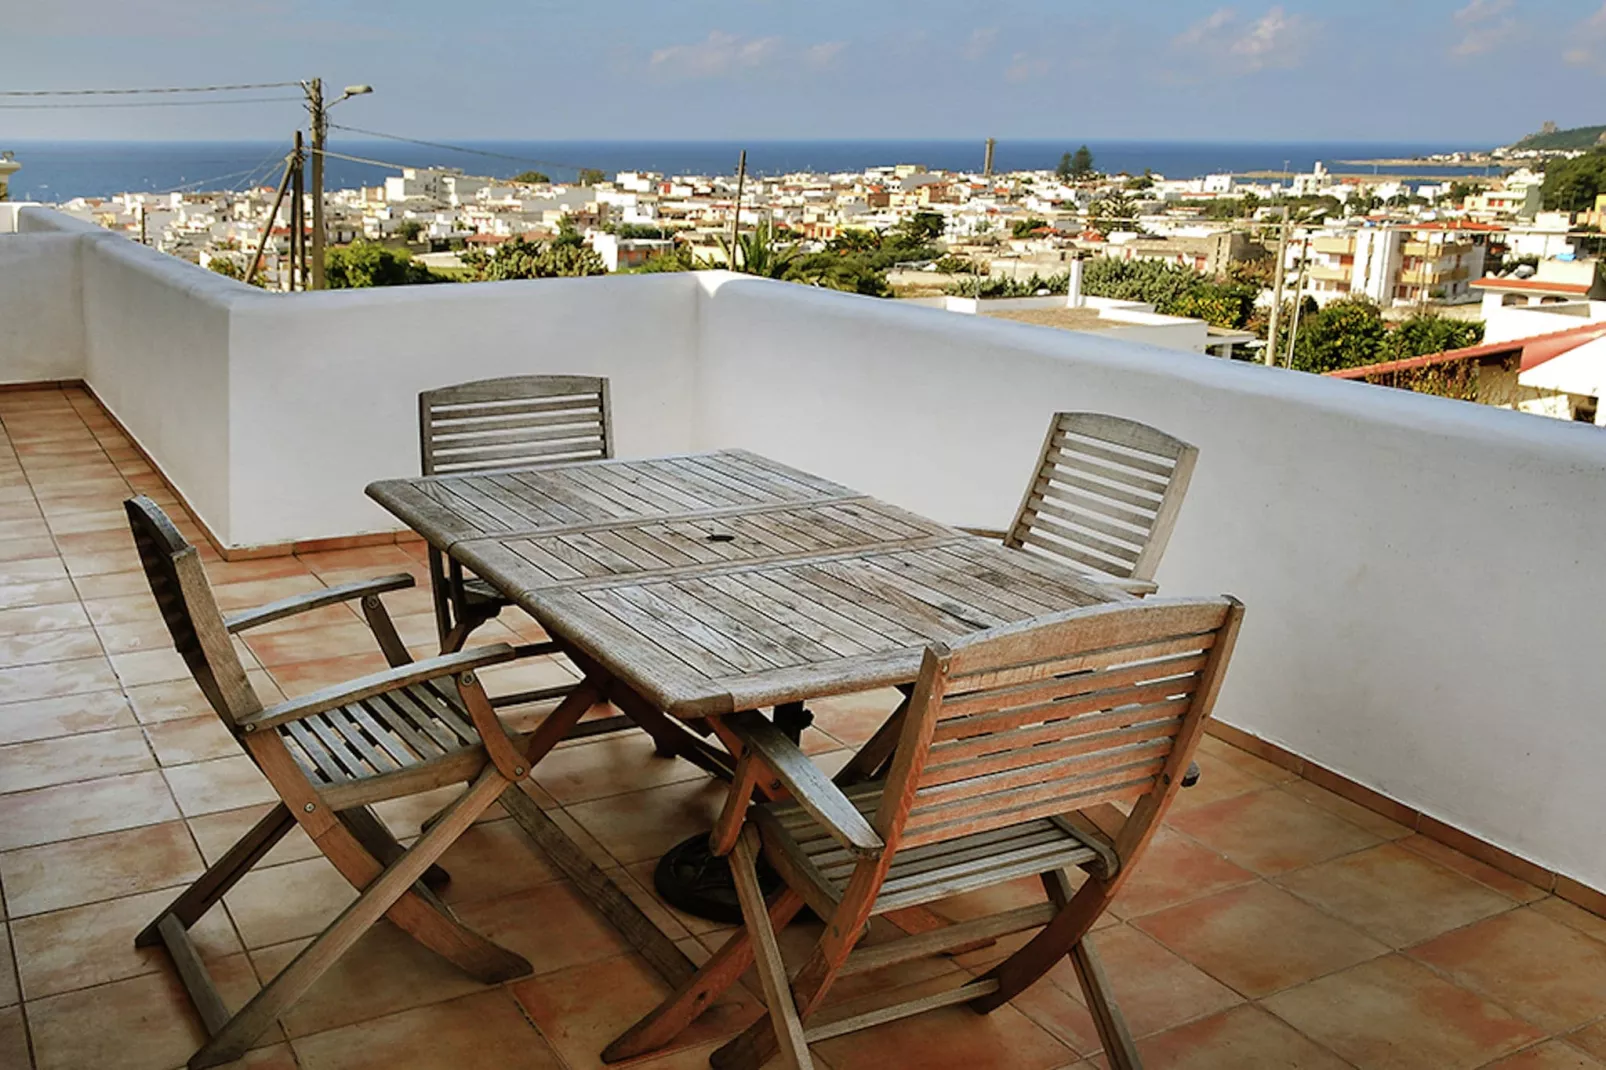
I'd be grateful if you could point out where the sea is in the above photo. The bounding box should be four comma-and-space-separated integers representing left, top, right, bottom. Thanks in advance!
0, 139, 1503, 203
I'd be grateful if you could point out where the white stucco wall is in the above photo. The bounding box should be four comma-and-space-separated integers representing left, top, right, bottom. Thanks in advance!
0, 232, 85, 382
694, 273, 1606, 894
224, 271, 703, 546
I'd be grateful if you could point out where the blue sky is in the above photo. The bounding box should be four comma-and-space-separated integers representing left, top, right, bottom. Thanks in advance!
2, 0, 1604, 143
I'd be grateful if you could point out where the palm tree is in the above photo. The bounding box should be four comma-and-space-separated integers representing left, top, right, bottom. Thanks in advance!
719, 220, 799, 279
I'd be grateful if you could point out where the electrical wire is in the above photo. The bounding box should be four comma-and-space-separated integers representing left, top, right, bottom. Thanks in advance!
0, 96, 304, 110
0, 82, 302, 96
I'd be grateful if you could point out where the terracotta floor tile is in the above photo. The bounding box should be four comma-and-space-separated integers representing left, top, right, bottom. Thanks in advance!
0, 580, 77, 611
0, 726, 154, 793
433, 817, 563, 905
1134, 1004, 1354, 1069
478, 654, 580, 699
0, 537, 59, 565
511, 952, 762, 1070
163, 754, 276, 817
1276, 841, 1519, 948
807, 687, 906, 746
1482, 1041, 1606, 1069
811, 972, 1076, 1070
1263, 954, 1545, 1070
25, 953, 269, 1070
11, 887, 238, 998
210, 575, 326, 613
534, 732, 711, 805
201, 556, 315, 586
250, 922, 491, 1039
269, 652, 393, 697
0, 819, 203, 917
290, 989, 564, 1070
1134, 882, 1387, 998
1106, 827, 1257, 920
1529, 896, 1606, 944
224, 855, 357, 949
1396, 834, 1549, 904
1165, 754, 1279, 816
144, 713, 238, 766
81, 591, 159, 627
92, 616, 185, 655
126, 675, 224, 724
1048, 923, 1242, 1039
1008, 972, 1105, 1057
0, 769, 180, 850
0, 1006, 27, 1069
0, 927, 15, 1007
0, 654, 118, 704
0, 556, 67, 585
1410, 907, 1606, 1032
0, 689, 134, 745
1571, 1020, 1606, 1061
0, 602, 89, 638
109, 646, 191, 687
242, 618, 390, 668
621, 859, 726, 937
0, 626, 104, 670
565, 776, 728, 865
188, 803, 318, 868
296, 545, 420, 576
1276, 778, 1414, 840
1166, 788, 1382, 876
452, 880, 636, 975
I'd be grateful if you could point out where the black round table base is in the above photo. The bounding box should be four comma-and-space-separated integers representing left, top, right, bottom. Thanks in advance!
653, 833, 783, 925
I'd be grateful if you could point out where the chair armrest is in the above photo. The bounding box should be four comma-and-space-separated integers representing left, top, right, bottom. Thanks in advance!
1107, 577, 1159, 597
957, 526, 1007, 541
726, 710, 883, 859
237, 644, 517, 733
224, 573, 416, 634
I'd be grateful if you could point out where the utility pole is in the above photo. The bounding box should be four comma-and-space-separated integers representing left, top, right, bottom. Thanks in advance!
290, 130, 305, 291
245, 147, 294, 288
307, 78, 325, 290
1263, 203, 1290, 365
983, 137, 996, 178
729, 149, 747, 271
138, 204, 147, 246
1284, 230, 1312, 367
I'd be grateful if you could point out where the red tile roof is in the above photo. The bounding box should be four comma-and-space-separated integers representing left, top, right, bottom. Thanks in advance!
1325, 321, 1606, 380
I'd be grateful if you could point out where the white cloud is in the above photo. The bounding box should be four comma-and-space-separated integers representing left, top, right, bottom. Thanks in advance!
1563, 2, 1606, 70
1172, 5, 1313, 74
962, 27, 998, 62
803, 41, 847, 69
649, 31, 781, 80
1450, 0, 1517, 58
1003, 52, 1052, 83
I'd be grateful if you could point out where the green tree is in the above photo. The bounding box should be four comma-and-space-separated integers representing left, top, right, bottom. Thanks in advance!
1088, 192, 1137, 236
891, 211, 946, 245
1078, 257, 1259, 330
1058, 145, 1096, 181
1010, 217, 1049, 239
1289, 297, 1388, 374
206, 258, 266, 288
511, 170, 550, 184
1381, 314, 1484, 361
634, 243, 704, 273
720, 220, 799, 278
827, 228, 882, 254
460, 235, 607, 281
577, 168, 607, 186
395, 220, 424, 242
1541, 151, 1606, 212
325, 243, 442, 288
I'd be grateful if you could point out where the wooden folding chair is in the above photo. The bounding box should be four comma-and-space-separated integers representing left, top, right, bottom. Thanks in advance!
419, 374, 612, 652
124, 496, 600, 1069
968, 412, 1198, 598
605, 596, 1244, 1070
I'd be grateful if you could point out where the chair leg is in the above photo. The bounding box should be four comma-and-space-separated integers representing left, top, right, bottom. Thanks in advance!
603, 888, 806, 1063
730, 826, 813, 1070
187, 765, 510, 1069
337, 805, 451, 892
317, 810, 530, 985
136, 802, 295, 948
1068, 938, 1141, 1070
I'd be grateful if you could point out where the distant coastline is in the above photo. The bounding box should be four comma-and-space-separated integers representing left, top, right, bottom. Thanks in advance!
3, 138, 1494, 201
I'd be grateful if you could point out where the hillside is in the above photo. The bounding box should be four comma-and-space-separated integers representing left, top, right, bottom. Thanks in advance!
1508, 124, 1606, 151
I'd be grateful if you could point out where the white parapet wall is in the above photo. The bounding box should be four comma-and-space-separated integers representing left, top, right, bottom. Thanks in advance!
694, 272, 1606, 895
2, 209, 1605, 898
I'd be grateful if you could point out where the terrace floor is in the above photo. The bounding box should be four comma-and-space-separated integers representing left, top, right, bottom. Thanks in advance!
1, 386, 1606, 1070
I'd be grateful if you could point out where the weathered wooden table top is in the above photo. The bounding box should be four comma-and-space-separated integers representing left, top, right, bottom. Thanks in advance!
368, 450, 1130, 718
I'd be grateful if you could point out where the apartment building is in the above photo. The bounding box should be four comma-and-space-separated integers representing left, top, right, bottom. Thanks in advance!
1298, 224, 1491, 305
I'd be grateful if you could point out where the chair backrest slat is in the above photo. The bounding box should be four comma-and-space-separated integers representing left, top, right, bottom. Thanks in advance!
874, 598, 1242, 856
419, 375, 612, 476
1005, 413, 1198, 583
126, 497, 262, 732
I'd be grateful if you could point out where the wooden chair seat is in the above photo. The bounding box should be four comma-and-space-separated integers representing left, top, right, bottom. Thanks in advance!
279, 677, 488, 792
755, 783, 1109, 916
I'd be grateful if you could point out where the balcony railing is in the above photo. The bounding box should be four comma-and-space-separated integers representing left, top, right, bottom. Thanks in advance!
4, 201, 1606, 909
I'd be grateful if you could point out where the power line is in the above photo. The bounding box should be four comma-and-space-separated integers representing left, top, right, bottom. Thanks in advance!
312, 146, 423, 172
326, 123, 596, 174
0, 96, 303, 110
0, 82, 302, 97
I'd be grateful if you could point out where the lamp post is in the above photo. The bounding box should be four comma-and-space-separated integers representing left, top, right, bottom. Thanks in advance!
303, 80, 372, 289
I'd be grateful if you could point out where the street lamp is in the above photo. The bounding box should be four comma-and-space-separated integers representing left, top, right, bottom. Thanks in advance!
303, 79, 374, 289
